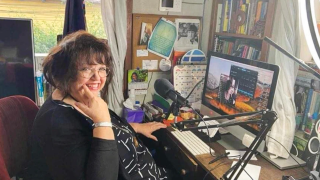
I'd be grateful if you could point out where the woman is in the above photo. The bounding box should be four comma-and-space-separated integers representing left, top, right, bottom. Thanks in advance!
26, 31, 168, 180
222, 78, 236, 105
131, 72, 138, 82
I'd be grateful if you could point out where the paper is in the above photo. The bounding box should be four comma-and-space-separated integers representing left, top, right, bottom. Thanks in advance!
228, 161, 261, 180
148, 18, 176, 59
128, 69, 148, 92
173, 65, 206, 103
128, 82, 148, 91
123, 98, 135, 110
142, 60, 158, 70
198, 120, 219, 138
226, 150, 257, 160
137, 50, 149, 57
135, 89, 148, 95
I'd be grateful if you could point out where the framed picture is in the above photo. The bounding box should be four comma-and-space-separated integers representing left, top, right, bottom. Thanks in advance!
174, 18, 201, 51
139, 22, 152, 45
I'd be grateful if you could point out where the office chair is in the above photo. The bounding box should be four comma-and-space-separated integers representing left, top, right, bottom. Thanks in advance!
0, 95, 38, 180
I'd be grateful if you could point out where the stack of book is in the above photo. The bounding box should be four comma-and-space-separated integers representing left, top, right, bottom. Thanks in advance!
215, 0, 269, 36
294, 68, 320, 138
213, 37, 261, 60
293, 64, 320, 159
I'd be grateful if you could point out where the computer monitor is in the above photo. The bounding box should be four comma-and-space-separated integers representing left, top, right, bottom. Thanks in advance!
200, 52, 279, 151
0, 18, 35, 102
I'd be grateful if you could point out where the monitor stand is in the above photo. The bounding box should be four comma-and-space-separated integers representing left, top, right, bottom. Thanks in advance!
217, 134, 247, 150
260, 151, 306, 170
218, 134, 306, 170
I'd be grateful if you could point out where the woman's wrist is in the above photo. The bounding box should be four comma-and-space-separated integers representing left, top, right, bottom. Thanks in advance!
129, 123, 139, 133
93, 127, 115, 140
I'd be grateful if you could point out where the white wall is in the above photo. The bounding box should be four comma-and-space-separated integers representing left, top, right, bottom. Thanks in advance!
300, 0, 320, 62
132, 0, 213, 103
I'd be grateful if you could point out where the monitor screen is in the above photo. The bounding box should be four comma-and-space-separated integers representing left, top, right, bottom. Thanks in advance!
202, 52, 279, 133
0, 18, 35, 101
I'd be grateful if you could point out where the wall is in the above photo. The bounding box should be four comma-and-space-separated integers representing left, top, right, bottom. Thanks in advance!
131, 0, 213, 103
300, 0, 320, 62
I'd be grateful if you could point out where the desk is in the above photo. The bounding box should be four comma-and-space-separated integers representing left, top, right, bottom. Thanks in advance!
158, 127, 309, 180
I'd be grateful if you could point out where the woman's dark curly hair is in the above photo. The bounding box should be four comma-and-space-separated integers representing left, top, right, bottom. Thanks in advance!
42, 30, 113, 98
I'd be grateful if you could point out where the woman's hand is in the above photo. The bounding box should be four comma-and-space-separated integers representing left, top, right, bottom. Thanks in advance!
130, 122, 167, 141
74, 85, 110, 123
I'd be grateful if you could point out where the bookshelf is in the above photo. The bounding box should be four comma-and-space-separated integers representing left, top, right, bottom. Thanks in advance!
208, 0, 276, 62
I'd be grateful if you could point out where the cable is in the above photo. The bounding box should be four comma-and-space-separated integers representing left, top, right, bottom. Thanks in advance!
142, 72, 153, 105
266, 135, 310, 175
238, 159, 254, 180
202, 161, 229, 180
228, 155, 254, 180
189, 106, 215, 157
185, 78, 204, 100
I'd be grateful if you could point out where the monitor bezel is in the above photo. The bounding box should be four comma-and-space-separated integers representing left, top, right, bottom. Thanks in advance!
0, 17, 36, 102
202, 51, 280, 134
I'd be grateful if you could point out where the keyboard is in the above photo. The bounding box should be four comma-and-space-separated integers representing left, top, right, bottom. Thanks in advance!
171, 130, 215, 156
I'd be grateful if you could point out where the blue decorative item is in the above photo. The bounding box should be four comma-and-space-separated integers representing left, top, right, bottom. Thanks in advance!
181, 49, 206, 65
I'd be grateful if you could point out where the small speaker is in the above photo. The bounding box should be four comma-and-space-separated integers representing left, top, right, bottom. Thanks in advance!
302, 119, 320, 170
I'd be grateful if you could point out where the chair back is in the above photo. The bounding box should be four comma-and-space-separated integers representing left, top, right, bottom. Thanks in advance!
0, 95, 38, 179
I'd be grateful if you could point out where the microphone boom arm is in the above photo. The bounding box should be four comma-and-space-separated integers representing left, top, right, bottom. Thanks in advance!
173, 110, 278, 180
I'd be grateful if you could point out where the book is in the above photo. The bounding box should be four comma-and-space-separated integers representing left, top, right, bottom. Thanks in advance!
301, 89, 313, 130
255, 1, 262, 23
216, 4, 223, 33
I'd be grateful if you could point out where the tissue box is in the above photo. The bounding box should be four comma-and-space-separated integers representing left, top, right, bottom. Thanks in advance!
123, 107, 144, 123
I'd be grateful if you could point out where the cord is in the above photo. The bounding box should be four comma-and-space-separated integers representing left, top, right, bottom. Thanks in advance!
186, 78, 205, 99
228, 155, 254, 180
237, 158, 254, 180
202, 161, 229, 180
189, 106, 215, 157
142, 72, 153, 105
266, 135, 310, 175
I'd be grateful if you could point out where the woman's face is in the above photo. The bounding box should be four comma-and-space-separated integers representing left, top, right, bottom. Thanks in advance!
132, 74, 137, 81
228, 80, 235, 95
70, 63, 107, 97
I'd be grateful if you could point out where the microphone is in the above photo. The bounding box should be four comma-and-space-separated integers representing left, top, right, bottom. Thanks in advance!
154, 79, 188, 106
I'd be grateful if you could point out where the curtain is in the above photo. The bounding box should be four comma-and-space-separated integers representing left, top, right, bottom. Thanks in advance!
63, 0, 86, 36
266, 0, 300, 158
101, 0, 127, 116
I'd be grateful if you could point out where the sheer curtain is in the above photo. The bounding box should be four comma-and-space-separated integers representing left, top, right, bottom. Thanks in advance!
266, 0, 300, 158
101, 0, 127, 116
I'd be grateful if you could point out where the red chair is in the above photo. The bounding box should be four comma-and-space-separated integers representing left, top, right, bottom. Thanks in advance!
0, 96, 38, 180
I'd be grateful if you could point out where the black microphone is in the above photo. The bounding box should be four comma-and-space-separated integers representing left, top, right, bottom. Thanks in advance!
154, 79, 188, 106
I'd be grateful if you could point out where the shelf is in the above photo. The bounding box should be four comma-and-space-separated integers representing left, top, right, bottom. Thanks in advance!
215, 32, 263, 40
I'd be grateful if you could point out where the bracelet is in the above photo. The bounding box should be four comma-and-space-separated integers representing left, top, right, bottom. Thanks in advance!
92, 122, 112, 128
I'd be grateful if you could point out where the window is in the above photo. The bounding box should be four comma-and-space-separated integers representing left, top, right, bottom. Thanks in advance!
0, 0, 105, 53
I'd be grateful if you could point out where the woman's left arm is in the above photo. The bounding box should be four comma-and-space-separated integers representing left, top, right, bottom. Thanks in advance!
130, 122, 167, 141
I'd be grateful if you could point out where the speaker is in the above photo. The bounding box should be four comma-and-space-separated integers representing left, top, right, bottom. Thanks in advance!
302, 119, 320, 170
